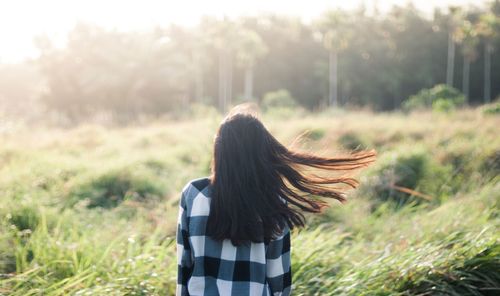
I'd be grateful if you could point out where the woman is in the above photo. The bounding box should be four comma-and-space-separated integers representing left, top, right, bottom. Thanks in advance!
176, 107, 376, 296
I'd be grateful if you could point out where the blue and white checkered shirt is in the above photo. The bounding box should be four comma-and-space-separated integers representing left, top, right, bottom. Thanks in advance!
176, 177, 292, 296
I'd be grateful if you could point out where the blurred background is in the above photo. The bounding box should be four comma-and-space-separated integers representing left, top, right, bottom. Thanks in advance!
1, 0, 499, 124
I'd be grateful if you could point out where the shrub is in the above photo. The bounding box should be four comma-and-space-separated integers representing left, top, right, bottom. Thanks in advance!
432, 98, 456, 113
302, 128, 326, 141
338, 132, 369, 150
261, 89, 297, 111
8, 205, 41, 231
480, 149, 500, 178
67, 167, 167, 208
438, 145, 478, 191
0, 205, 47, 273
481, 101, 500, 115
363, 150, 452, 209
404, 243, 500, 295
403, 84, 465, 112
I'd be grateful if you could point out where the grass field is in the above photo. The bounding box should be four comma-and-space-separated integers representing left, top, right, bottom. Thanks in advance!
0, 108, 499, 295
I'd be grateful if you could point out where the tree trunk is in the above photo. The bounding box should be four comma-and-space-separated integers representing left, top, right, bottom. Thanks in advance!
244, 66, 253, 101
227, 52, 233, 108
218, 49, 227, 111
462, 56, 470, 104
446, 32, 455, 86
194, 55, 203, 103
329, 50, 338, 107
196, 72, 204, 103
484, 44, 492, 103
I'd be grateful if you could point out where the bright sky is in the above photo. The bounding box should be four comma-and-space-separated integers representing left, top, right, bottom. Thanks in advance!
0, 0, 485, 63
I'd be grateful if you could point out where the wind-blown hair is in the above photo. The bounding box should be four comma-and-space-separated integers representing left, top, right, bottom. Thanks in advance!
207, 111, 376, 245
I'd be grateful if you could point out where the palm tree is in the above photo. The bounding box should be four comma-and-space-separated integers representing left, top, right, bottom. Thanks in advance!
235, 29, 268, 101
446, 7, 464, 87
204, 17, 241, 111
167, 26, 209, 104
315, 11, 351, 108
456, 20, 479, 103
191, 33, 209, 103
476, 13, 499, 103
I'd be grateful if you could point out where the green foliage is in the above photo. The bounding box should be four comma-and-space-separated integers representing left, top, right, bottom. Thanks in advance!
67, 167, 167, 208
403, 84, 466, 112
261, 89, 297, 111
4, 5, 497, 122
482, 101, 500, 115
7, 206, 41, 231
292, 183, 500, 295
302, 128, 326, 141
338, 132, 370, 150
0, 226, 16, 273
480, 149, 500, 178
432, 98, 456, 113
0, 207, 176, 294
0, 110, 499, 295
438, 144, 477, 192
405, 242, 500, 295
364, 149, 452, 208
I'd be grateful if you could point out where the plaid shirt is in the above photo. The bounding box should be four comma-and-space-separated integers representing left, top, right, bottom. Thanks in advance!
176, 177, 292, 296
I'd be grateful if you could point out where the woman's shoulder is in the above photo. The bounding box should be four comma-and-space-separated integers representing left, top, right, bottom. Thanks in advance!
180, 177, 212, 216
181, 177, 211, 201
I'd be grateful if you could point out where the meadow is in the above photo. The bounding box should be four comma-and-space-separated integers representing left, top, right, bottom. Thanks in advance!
0, 108, 498, 295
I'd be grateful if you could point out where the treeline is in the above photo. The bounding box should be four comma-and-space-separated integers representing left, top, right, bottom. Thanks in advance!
2, 2, 500, 122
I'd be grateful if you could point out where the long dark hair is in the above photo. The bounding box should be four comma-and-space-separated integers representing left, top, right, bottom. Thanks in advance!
207, 109, 376, 245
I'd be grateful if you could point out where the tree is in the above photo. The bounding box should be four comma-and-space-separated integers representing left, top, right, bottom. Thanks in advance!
446, 7, 464, 87
235, 29, 267, 101
315, 11, 352, 108
476, 12, 499, 103
203, 17, 241, 111
35, 23, 190, 122
456, 20, 479, 102
29, 6, 500, 118
167, 26, 211, 104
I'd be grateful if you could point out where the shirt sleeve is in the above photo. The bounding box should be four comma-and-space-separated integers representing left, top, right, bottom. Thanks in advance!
176, 192, 193, 296
265, 226, 292, 296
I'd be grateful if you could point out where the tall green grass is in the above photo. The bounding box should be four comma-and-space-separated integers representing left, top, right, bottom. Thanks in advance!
0, 109, 498, 295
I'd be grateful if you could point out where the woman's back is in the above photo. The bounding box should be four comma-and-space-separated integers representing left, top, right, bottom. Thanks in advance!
177, 177, 291, 296
176, 109, 375, 296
